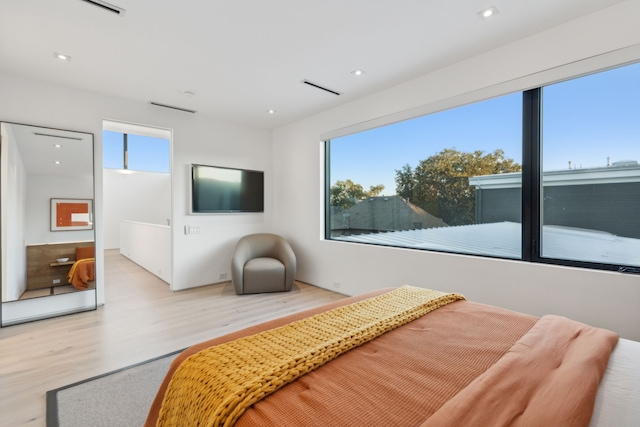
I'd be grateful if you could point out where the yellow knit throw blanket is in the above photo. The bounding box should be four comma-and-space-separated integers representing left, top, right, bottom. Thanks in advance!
157, 286, 465, 427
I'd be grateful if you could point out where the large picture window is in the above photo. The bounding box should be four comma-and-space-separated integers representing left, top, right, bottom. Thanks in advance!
326, 61, 640, 271
539, 62, 640, 267
327, 92, 523, 259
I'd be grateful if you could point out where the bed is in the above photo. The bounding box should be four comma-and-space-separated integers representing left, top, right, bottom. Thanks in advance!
67, 246, 95, 290
145, 286, 640, 427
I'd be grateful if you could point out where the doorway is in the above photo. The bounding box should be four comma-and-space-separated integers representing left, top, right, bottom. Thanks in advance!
102, 120, 172, 288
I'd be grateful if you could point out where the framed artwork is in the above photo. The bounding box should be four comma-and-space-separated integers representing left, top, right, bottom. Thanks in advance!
50, 198, 93, 231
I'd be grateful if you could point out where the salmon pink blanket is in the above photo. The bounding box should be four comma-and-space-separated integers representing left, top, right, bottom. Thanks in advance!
421, 314, 618, 427
145, 288, 618, 427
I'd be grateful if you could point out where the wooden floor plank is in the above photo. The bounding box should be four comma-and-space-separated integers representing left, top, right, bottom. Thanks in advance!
0, 249, 346, 427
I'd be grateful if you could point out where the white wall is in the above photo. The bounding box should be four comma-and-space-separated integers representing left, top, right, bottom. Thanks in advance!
171, 133, 272, 291
272, 1, 640, 341
0, 73, 272, 305
103, 169, 171, 250
1, 124, 27, 301
120, 220, 171, 283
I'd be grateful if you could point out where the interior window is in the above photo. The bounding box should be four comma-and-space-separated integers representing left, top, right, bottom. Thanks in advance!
102, 131, 170, 173
103, 130, 124, 169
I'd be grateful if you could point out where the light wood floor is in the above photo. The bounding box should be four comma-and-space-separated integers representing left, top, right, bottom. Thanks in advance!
0, 250, 346, 427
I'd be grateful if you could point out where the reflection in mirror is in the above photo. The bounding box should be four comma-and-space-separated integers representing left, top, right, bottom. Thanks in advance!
1, 122, 96, 326
51, 198, 93, 231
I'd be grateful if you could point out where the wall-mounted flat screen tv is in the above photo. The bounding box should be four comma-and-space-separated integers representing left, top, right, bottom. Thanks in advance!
191, 164, 264, 213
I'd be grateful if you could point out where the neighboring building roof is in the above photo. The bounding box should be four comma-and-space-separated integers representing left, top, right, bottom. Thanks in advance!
331, 195, 446, 231
334, 221, 640, 266
469, 162, 640, 189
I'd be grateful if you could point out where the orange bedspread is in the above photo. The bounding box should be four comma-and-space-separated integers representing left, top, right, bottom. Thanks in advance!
421, 314, 618, 427
67, 258, 95, 290
145, 288, 618, 427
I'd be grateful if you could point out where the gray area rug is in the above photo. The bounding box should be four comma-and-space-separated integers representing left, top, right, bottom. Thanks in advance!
47, 350, 182, 427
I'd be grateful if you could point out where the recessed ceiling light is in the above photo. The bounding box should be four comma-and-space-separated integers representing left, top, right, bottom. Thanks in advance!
267, 109, 277, 114
478, 6, 499, 19
54, 160, 61, 165
54, 144, 62, 148
53, 52, 71, 61
183, 91, 195, 97
351, 69, 366, 76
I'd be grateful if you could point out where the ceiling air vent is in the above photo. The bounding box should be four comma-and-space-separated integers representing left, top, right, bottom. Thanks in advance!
301, 80, 341, 96
33, 132, 83, 141
149, 102, 197, 114
79, 0, 126, 16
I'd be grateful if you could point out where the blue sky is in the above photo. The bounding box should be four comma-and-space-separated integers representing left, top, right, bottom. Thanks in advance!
330, 62, 640, 195
103, 131, 170, 173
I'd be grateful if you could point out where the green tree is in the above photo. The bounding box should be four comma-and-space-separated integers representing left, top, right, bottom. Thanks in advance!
395, 163, 415, 202
330, 179, 385, 208
367, 184, 385, 198
395, 148, 520, 225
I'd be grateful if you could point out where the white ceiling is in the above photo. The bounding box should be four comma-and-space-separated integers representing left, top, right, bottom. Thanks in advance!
4, 122, 94, 177
0, 0, 627, 130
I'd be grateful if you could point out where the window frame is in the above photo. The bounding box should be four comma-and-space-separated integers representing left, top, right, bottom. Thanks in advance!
325, 63, 640, 274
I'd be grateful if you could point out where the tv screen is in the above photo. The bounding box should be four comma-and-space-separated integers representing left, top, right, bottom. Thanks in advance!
191, 164, 264, 213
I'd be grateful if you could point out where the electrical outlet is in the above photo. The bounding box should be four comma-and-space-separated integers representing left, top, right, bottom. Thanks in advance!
219, 272, 228, 280
53, 279, 61, 284
333, 281, 340, 290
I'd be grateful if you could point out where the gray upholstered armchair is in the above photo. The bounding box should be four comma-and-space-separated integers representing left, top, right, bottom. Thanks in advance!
231, 233, 297, 295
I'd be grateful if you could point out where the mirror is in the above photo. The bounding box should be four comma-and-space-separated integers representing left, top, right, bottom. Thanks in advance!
1, 122, 96, 326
